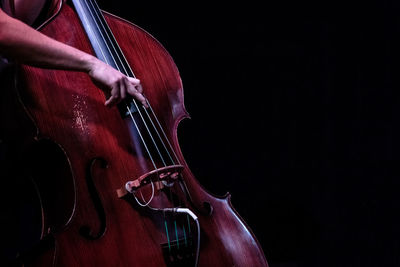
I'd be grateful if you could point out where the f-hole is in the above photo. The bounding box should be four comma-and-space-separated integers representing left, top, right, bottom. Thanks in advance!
79, 158, 108, 240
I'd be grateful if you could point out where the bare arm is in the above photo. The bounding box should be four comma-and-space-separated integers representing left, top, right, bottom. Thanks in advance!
0, 8, 146, 107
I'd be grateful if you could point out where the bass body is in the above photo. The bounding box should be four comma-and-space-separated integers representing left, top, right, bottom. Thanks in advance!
4, 0, 268, 266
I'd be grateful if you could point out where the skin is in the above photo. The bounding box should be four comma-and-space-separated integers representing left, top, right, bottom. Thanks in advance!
0, 7, 148, 108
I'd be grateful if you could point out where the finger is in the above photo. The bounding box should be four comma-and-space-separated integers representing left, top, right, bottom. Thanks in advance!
105, 95, 117, 107
132, 90, 147, 107
135, 83, 143, 94
105, 87, 120, 107
126, 83, 148, 108
127, 77, 140, 85
127, 77, 143, 93
120, 79, 127, 100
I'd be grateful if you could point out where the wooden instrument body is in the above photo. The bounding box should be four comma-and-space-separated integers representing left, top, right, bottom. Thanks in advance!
8, 1, 268, 266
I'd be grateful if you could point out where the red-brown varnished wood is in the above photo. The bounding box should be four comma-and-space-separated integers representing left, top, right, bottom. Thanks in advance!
13, 1, 268, 266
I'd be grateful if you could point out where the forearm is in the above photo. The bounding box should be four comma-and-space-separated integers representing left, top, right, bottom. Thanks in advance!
0, 9, 95, 72
0, 9, 147, 107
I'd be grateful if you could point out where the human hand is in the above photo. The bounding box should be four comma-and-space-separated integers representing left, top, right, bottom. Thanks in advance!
87, 58, 147, 108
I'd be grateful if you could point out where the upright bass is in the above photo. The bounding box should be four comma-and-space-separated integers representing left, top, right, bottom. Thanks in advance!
1, 0, 268, 266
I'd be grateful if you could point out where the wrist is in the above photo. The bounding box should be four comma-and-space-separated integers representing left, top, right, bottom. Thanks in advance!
81, 54, 98, 74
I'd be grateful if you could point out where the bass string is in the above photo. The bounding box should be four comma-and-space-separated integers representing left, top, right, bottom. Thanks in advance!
84, 0, 168, 206
89, 0, 181, 166
143, 102, 182, 165
85, 0, 184, 211
83, 0, 164, 169
88, 2, 190, 239
87, 3, 189, 249
73, 0, 153, 167
80, 0, 161, 207
86, 0, 180, 169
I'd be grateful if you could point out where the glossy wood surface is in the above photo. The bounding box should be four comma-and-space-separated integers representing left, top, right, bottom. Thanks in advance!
13, 1, 268, 266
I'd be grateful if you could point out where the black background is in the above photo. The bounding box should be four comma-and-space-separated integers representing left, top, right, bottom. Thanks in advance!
0, 0, 387, 266
94, 0, 400, 266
